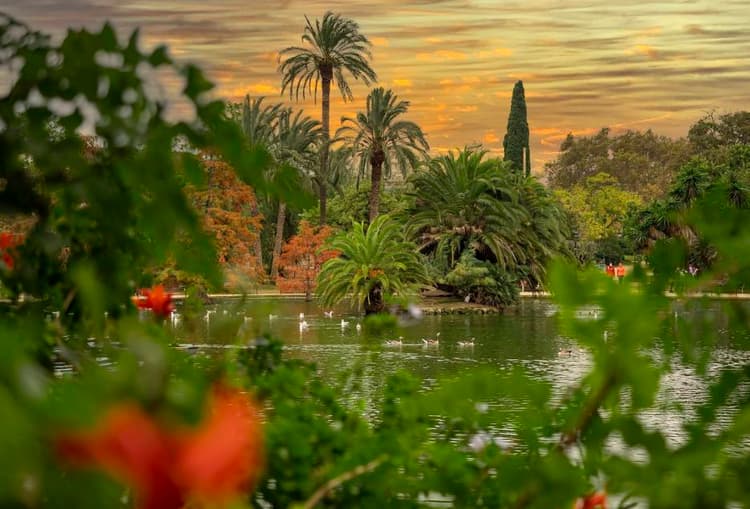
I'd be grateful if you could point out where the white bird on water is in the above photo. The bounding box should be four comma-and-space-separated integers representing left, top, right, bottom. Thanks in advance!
299, 320, 309, 332
324, 310, 334, 318
341, 319, 350, 329
205, 310, 216, 332
299, 312, 305, 321
422, 332, 441, 346
356, 323, 362, 332
458, 337, 475, 347
268, 314, 278, 321
170, 311, 181, 328
385, 336, 404, 346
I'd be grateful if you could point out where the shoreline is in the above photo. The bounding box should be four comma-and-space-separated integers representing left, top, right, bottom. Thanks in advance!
158, 289, 750, 316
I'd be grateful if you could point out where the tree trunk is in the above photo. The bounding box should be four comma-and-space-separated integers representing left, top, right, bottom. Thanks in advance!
368, 151, 384, 223
319, 70, 331, 225
364, 283, 384, 315
251, 200, 264, 278
319, 181, 327, 226
270, 201, 286, 280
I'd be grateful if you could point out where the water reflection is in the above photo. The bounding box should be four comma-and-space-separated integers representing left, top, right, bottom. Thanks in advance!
172, 298, 750, 448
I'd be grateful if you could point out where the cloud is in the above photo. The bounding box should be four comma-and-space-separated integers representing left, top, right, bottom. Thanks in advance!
477, 47, 513, 58
370, 36, 389, 47
7, 0, 750, 168
627, 45, 661, 59
482, 131, 499, 144
236, 82, 281, 96
415, 50, 467, 61
392, 78, 413, 87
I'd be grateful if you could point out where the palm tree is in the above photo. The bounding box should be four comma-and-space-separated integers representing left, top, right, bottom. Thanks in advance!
242, 95, 283, 147
338, 87, 428, 222
240, 98, 320, 279
508, 173, 570, 285
270, 108, 321, 279
241, 96, 284, 274
405, 148, 522, 269
406, 148, 569, 294
317, 215, 427, 314
319, 145, 354, 198
669, 159, 710, 206
279, 12, 377, 225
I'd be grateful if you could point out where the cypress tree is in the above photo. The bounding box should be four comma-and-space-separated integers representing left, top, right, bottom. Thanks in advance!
503, 80, 531, 176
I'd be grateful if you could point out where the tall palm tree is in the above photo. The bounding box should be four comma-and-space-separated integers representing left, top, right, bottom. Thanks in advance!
279, 12, 377, 225
270, 108, 321, 279
317, 215, 427, 314
338, 87, 428, 222
241, 96, 284, 275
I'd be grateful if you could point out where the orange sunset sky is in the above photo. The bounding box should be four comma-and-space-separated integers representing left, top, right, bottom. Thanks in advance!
4, 0, 750, 172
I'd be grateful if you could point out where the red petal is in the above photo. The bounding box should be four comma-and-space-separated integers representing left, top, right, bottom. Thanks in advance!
56, 404, 183, 509
2, 252, 14, 269
174, 385, 264, 502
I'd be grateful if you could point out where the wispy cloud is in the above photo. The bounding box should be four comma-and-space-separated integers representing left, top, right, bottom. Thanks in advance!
5, 0, 750, 171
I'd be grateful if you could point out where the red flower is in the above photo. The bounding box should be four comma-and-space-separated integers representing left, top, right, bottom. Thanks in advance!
2, 252, 14, 270
57, 404, 182, 509
0, 232, 22, 270
133, 285, 174, 317
574, 491, 608, 509
56, 385, 264, 509
0, 232, 18, 250
174, 385, 265, 502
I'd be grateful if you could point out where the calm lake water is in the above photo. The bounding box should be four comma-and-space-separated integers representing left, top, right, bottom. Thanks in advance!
174, 297, 750, 448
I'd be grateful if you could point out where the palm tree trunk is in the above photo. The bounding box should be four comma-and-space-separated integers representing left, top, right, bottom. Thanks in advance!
319, 182, 328, 225
368, 151, 384, 223
319, 72, 331, 225
270, 201, 287, 280
251, 201, 264, 278
365, 283, 384, 315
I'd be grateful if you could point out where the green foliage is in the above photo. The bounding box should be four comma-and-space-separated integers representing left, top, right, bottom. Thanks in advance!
443, 251, 519, 307
300, 184, 412, 229
502, 80, 531, 176
406, 147, 569, 297
555, 173, 642, 242
688, 110, 750, 155
278, 12, 377, 104
317, 216, 427, 314
625, 147, 750, 273
337, 87, 428, 221
555, 173, 642, 263
0, 15, 282, 319
546, 128, 691, 200
279, 11, 378, 224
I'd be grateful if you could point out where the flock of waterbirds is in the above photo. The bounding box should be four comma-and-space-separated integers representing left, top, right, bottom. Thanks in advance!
287, 311, 477, 348
52, 306, 479, 351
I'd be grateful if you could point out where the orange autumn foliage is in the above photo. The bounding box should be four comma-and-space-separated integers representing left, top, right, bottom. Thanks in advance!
188, 158, 263, 284
56, 384, 264, 509
276, 221, 338, 298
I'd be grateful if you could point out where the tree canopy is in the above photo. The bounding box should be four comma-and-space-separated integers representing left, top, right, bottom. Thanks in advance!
317, 215, 427, 314
545, 128, 691, 200
279, 11, 377, 225
338, 87, 428, 222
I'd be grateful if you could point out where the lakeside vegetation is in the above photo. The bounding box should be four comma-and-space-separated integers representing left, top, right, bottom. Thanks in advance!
2, 9, 750, 509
